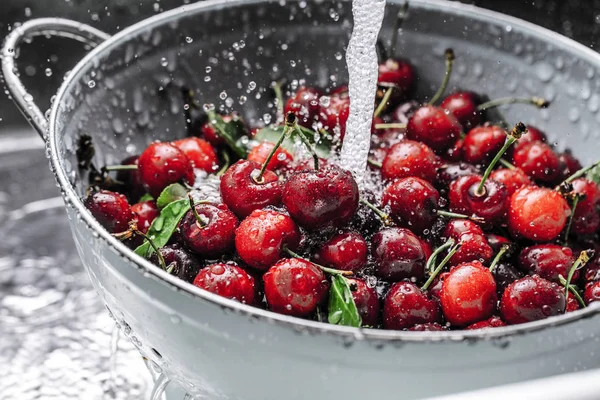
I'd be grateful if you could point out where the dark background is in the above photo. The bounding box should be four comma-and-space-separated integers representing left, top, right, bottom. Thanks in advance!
1, 0, 599, 129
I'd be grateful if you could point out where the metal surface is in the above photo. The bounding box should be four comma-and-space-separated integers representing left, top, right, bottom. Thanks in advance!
4, 0, 600, 398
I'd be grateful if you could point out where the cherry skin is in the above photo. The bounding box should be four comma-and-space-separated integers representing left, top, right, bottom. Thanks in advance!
346, 278, 380, 327
500, 275, 566, 324
465, 316, 506, 330
193, 263, 255, 304
512, 141, 560, 183
462, 125, 507, 165
584, 253, 600, 283
448, 174, 508, 222
131, 200, 159, 234
318, 91, 350, 138
566, 296, 580, 313
172, 137, 218, 173
383, 282, 441, 330
584, 281, 600, 305
489, 168, 532, 197
556, 152, 582, 183
378, 59, 415, 102
313, 231, 368, 273
485, 233, 513, 254
149, 243, 201, 282
284, 86, 321, 129
511, 125, 547, 153
180, 203, 238, 257
408, 322, 448, 331
441, 261, 497, 327
444, 219, 493, 266
235, 209, 301, 271
571, 178, 600, 235
492, 263, 524, 295
440, 91, 481, 130
200, 114, 239, 147
137, 142, 195, 198
117, 155, 145, 202
84, 190, 133, 233
372, 227, 427, 282
518, 244, 576, 283
247, 141, 293, 171
380, 140, 439, 183
263, 258, 329, 317
428, 272, 450, 302
436, 162, 480, 190
405, 105, 462, 152
282, 165, 359, 230
444, 138, 464, 162
382, 176, 440, 234
220, 160, 282, 218
508, 186, 570, 242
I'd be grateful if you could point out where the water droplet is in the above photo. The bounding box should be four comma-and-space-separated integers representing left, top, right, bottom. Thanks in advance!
219, 91, 227, 100
535, 62, 554, 82
568, 108, 580, 123
185, 36, 193, 43
160, 57, 168, 67
44, 68, 52, 77
87, 80, 96, 88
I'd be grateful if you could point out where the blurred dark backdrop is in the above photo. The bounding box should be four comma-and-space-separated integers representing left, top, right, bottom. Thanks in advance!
1, 0, 599, 129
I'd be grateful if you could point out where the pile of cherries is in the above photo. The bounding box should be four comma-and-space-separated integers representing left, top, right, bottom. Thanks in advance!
82, 21, 600, 332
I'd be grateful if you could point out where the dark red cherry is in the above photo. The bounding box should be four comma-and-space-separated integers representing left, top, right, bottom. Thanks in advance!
263, 258, 329, 317
138, 142, 195, 197
512, 141, 560, 183
584, 253, 600, 283
117, 155, 145, 202
318, 92, 350, 138
508, 186, 570, 242
406, 105, 462, 152
465, 316, 505, 330
492, 263, 524, 295
193, 263, 255, 304
372, 228, 427, 282
444, 219, 493, 266
462, 125, 506, 165
556, 152, 583, 183
500, 275, 566, 324
436, 162, 480, 190
441, 261, 497, 327
489, 168, 532, 196
428, 272, 450, 302
284, 86, 321, 129
566, 296, 580, 312
584, 281, 600, 305
378, 59, 415, 102
131, 200, 159, 234
84, 190, 133, 233
180, 203, 238, 257
519, 244, 576, 283
383, 282, 441, 330
440, 91, 481, 130
448, 174, 508, 222
346, 278, 380, 327
485, 233, 513, 254
313, 231, 368, 273
220, 160, 282, 218
380, 140, 439, 183
408, 322, 448, 331
382, 177, 440, 234
235, 209, 301, 271
571, 178, 600, 235
444, 138, 464, 162
282, 165, 359, 230
172, 137, 218, 173
247, 141, 293, 171
149, 243, 201, 282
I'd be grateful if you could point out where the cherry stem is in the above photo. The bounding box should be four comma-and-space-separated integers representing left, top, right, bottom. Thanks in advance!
476, 122, 527, 196
114, 221, 167, 270
425, 238, 455, 276
422, 239, 459, 291
368, 158, 382, 168
360, 198, 393, 226
374, 87, 394, 118
283, 247, 353, 276
498, 158, 516, 170
427, 49, 455, 106
374, 122, 407, 130
272, 81, 285, 123
188, 193, 207, 228
565, 250, 593, 303
390, 2, 409, 59
477, 96, 550, 112
489, 244, 510, 272
293, 123, 319, 171
217, 150, 230, 176
104, 164, 138, 172
556, 160, 600, 188
255, 118, 293, 183
563, 194, 581, 245
436, 210, 485, 224
558, 276, 586, 309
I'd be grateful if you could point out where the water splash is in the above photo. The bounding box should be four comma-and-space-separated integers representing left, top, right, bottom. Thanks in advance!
150, 373, 171, 400
339, 0, 386, 182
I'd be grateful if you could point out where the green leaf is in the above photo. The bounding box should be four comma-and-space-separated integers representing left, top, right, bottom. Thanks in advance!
134, 198, 191, 258
586, 164, 600, 185
156, 183, 189, 209
138, 193, 154, 202
327, 275, 362, 328
254, 125, 332, 158
206, 110, 248, 158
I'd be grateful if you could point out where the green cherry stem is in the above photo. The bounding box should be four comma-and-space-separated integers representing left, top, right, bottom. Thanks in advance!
424, 238, 455, 276
498, 158, 516, 170
360, 198, 394, 226
564, 250, 593, 303
374, 122, 407, 130
188, 193, 207, 228
367, 158, 383, 168
217, 150, 230, 176
436, 210, 485, 224
489, 244, 511, 272
114, 221, 167, 270
563, 194, 581, 245
254, 117, 293, 183
422, 240, 460, 291
374, 87, 394, 118
292, 122, 320, 171
283, 247, 353, 276
558, 275, 586, 308
104, 164, 138, 172
555, 160, 600, 189
427, 48, 455, 106
477, 96, 549, 112
476, 122, 528, 196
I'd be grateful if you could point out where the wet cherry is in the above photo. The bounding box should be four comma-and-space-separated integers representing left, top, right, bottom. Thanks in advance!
313, 231, 368, 273
247, 141, 293, 171
137, 141, 195, 197
444, 219, 493, 266
571, 178, 600, 235
440, 91, 481, 130
346, 278, 380, 327
408, 322, 448, 331
556, 152, 582, 183
406, 105, 462, 152
131, 200, 159, 234
500, 275, 566, 324
518, 244, 576, 283
489, 168, 532, 196
84, 190, 133, 233
383, 282, 441, 330
372, 227, 427, 282
512, 141, 559, 183
492, 263, 524, 295
284, 86, 321, 129
448, 174, 508, 222
172, 137, 219, 173
318, 91, 350, 138
193, 263, 256, 304
380, 140, 439, 183
150, 243, 202, 282
584, 281, 600, 305
180, 202, 238, 257
378, 59, 415, 102
436, 162, 480, 190
465, 316, 505, 330
462, 125, 507, 165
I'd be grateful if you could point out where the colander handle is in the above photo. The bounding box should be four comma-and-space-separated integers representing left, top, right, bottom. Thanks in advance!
1, 18, 110, 139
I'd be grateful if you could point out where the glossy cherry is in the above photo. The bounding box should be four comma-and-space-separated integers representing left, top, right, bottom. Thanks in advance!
131, 200, 159, 234
557, 152, 583, 183
518, 244, 576, 283
512, 141, 560, 183
235, 209, 301, 271
465, 316, 506, 330
571, 178, 600, 235
263, 258, 329, 317
137, 141, 195, 198
378, 58, 415, 102
405, 105, 462, 152
172, 137, 219, 173
428, 272, 450, 302
440, 91, 481, 130
383, 282, 441, 330
462, 125, 506, 165
436, 162, 480, 190
444, 219, 493, 266
313, 231, 368, 273
180, 202, 238, 257
492, 263, 524, 295
346, 278, 380, 327
489, 168, 532, 196
584, 281, 600, 305
84, 190, 133, 233
485, 233, 513, 254
448, 174, 508, 222
408, 322, 448, 331
372, 228, 427, 282
193, 263, 256, 304
511, 125, 546, 153
247, 141, 293, 171
318, 91, 350, 138
382, 177, 440, 234
380, 140, 439, 183
500, 275, 566, 324
284, 86, 321, 129
149, 243, 202, 282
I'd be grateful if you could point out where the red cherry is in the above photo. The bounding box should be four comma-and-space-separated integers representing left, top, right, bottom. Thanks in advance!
571, 178, 600, 235
440, 91, 481, 130
508, 186, 570, 242
436, 162, 480, 190
444, 138, 464, 162
138, 142, 195, 198
406, 105, 462, 152
465, 316, 506, 330
284, 86, 321, 129
346, 278, 380, 327
263, 258, 329, 317
584, 281, 600, 305
172, 137, 218, 173
282, 165, 359, 230
193, 263, 255, 304
500, 275, 565, 324
180, 203, 238, 257
485, 233, 513, 254
131, 200, 159, 234
428, 272, 450, 302
408, 322, 448, 331
313, 231, 368, 273
383, 282, 441, 330
318, 92, 350, 138
441, 261, 497, 327
462, 125, 506, 165
200, 114, 238, 147
220, 160, 282, 218
566, 296, 580, 313
382, 177, 440, 234
444, 219, 493, 266
518, 244, 576, 283
512, 141, 560, 183
247, 141, 293, 171
235, 209, 301, 271
556, 152, 583, 183
117, 155, 145, 202
512, 125, 546, 153
150, 243, 201, 282
584, 253, 600, 283
380, 140, 439, 183
492, 263, 524, 295
84, 190, 133, 233
489, 168, 532, 196
372, 228, 427, 282
448, 174, 508, 222
378, 59, 415, 103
